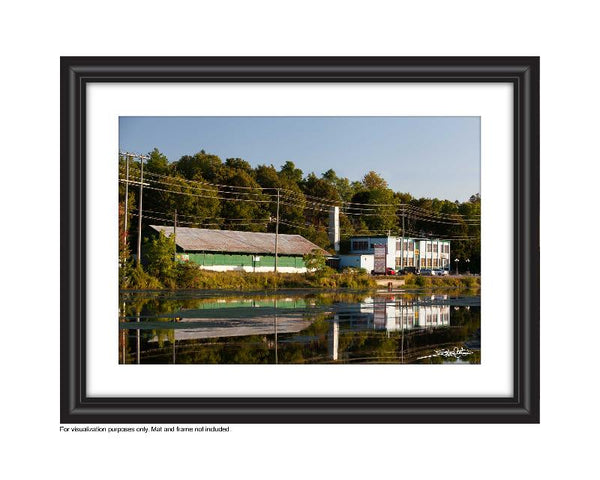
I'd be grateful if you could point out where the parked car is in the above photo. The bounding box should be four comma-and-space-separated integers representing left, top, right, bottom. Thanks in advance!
370, 268, 396, 275
400, 267, 418, 275
420, 269, 436, 276
386, 267, 396, 276
434, 269, 449, 276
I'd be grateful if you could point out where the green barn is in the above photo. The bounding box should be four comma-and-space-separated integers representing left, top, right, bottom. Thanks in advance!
150, 225, 328, 273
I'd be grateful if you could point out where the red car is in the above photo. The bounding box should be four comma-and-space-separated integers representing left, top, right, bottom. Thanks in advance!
370, 268, 396, 275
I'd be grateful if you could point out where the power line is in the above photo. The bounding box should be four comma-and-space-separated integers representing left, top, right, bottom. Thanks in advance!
124, 180, 480, 228
121, 168, 480, 218
121, 171, 481, 224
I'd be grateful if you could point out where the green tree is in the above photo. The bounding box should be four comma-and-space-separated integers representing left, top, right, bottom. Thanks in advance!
218, 167, 269, 231
255, 164, 306, 235
174, 151, 222, 181
280, 161, 303, 184
362, 171, 389, 190
145, 231, 176, 284
146, 148, 170, 174
351, 171, 398, 233
303, 248, 327, 272
143, 174, 220, 226
321, 169, 356, 202
225, 157, 253, 174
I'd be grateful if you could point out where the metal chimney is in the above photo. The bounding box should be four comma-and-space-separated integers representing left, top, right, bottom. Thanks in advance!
329, 206, 340, 252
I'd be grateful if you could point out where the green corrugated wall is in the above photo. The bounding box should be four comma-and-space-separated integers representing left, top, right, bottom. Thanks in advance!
181, 252, 306, 268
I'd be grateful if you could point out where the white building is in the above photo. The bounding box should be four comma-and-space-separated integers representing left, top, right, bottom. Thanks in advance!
338, 253, 375, 272
339, 235, 451, 272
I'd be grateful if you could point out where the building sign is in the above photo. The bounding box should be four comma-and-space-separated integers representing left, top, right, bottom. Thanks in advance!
373, 243, 387, 274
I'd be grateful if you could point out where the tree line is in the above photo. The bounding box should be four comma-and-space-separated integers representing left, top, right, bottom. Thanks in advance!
119, 148, 481, 272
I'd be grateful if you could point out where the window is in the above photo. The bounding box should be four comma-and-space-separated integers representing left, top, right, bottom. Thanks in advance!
433, 244, 438, 253
352, 240, 369, 251
433, 258, 438, 268
426, 243, 432, 252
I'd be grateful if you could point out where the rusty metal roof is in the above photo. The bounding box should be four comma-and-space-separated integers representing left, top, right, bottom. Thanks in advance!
150, 225, 329, 256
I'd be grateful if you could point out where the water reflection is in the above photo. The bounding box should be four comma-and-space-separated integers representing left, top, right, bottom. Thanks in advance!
119, 291, 480, 364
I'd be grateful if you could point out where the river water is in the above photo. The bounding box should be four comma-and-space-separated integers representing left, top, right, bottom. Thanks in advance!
119, 290, 480, 364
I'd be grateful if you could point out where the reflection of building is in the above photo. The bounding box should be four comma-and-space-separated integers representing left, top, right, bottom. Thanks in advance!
326, 296, 452, 361
150, 225, 328, 273
338, 235, 451, 272
147, 316, 312, 342
359, 296, 451, 331
328, 319, 339, 361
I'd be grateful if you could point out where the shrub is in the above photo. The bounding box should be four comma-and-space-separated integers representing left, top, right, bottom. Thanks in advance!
129, 264, 162, 289
303, 249, 327, 272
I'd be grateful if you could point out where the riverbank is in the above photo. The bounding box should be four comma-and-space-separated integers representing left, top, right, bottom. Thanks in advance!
121, 263, 377, 291
121, 263, 479, 292
402, 273, 480, 290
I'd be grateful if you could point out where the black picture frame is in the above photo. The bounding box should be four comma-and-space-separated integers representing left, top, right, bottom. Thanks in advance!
61, 56, 539, 424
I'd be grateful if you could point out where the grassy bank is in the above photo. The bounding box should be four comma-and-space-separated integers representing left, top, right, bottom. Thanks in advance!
401, 274, 480, 290
121, 263, 377, 291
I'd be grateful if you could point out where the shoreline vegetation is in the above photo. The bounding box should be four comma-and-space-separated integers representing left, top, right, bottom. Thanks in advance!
402, 273, 479, 290
121, 262, 377, 291
120, 262, 480, 292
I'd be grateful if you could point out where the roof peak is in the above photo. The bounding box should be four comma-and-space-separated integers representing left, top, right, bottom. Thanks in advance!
149, 225, 328, 256
150, 225, 303, 238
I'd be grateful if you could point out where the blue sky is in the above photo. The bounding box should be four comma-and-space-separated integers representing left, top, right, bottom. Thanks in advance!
119, 116, 480, 202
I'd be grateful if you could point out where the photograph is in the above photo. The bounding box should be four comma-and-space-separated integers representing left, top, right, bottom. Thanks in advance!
118, 116, 481, 366
11, 0, 600, 476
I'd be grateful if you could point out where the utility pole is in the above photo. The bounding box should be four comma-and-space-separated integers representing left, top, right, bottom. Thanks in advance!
274, 188, 280, 273
136, 154, 145, 266
274, 298, 278, 364
123, 153, 130, 261
401, 205, 405, 271
120, 152, 149, 265
173, 209, 178, 259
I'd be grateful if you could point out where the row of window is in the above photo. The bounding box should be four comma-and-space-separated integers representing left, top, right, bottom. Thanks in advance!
418, 258, 448, 268
352, 241, 369, 251
396, 240, 416, 251
394, 241, 450, 253
425, 313, 450, 323
426, 243, 450, 253
353, 240, 450, 253
397, 251, 450, 258
395, 258, 450, 268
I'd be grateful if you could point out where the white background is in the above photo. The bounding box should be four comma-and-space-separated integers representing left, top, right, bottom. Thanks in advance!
2, 1, 598, 479
87, 82, 512, 398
